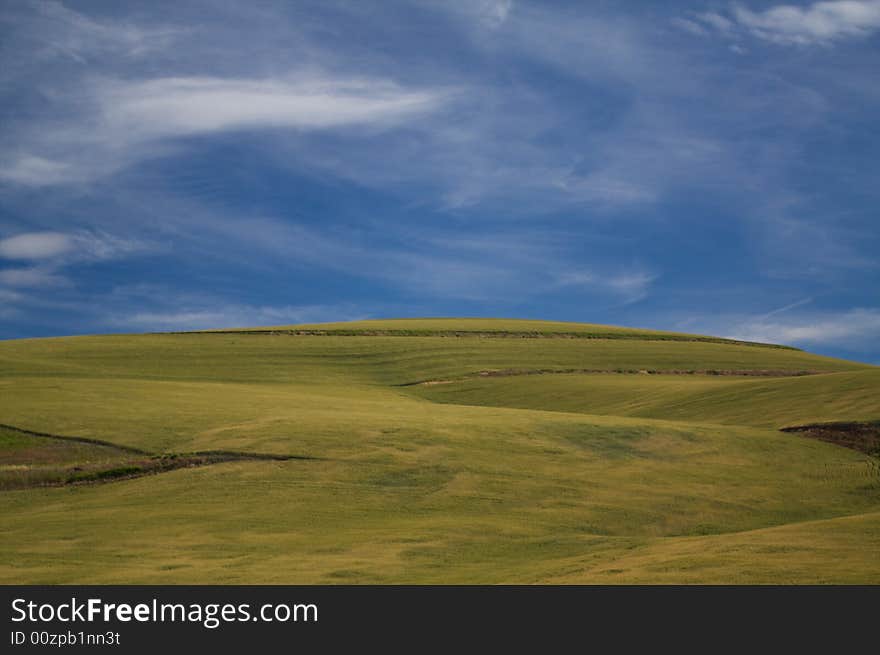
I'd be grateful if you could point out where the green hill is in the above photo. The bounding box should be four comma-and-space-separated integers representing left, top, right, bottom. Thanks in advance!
410, 369, 880, 428
208, 317, 801, 349
1, 319, 878, 583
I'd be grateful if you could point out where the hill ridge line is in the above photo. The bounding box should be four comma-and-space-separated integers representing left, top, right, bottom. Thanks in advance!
157, 329, 801, 350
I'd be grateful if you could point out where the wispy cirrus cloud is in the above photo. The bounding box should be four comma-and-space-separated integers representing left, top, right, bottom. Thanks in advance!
753, 297, 814, 321
726, 307, 880, 349
0, 230, 149, 264
0, 231, 73, 260
0, 267, 69, 288
1, 0, 733, 211
556, 270, 657, 304
2, 0, 183, 67
435, 0, 514, 29
115, 303, 367, 332
0, 276, 370, 333
0, 75, 448, 187
734, 0, 880, 45
192, 211, 652, 303
680, 1, 880, 46
91, 283, 367, 332
0, 230, 152, 289
102, 77, 444, 137
669, 299, 880, 353
0, 157, 75, 187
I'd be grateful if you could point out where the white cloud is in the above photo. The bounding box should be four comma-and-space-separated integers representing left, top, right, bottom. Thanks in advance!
0, 267, 69, 288
475, 0, 514, 28
0, 289, 23, 303
118, 310, 245, 330
689, 1, 880, 45
433, 0, 514, 29
700, 12, 736, 32
0, 1, 739, 213
0, 156, 74, 186
554, 171, 659, 205
557, 270, 657, 304
198, 213, 528, 301
727, 308, 880, 348
115, 303, 366, 332
734, 0, 880, 44
605, 273, 658, 303
30, 0, 183, 61
0, 232, 73, 260
0, 75, 448, 187
101, 76, 446, 139
754, 297, 813, 321
0, 230, 151, 298
672, 17, 710, 36
70, 232, 152, 261
0, 230, 149, 263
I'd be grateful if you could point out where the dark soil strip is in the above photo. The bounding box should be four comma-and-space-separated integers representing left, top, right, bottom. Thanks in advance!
158, 329, 801, 351
781, 421, 880, 457
0, 423, 320, 491
65, 454, 245, 485
399, 368, 822, 387
62, 450, 317, 487
185, 449, 316, 461
0, 422, 151, 455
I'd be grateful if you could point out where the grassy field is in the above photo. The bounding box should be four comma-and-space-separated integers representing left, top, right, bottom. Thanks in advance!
410, 370, 880, 428
1, 318, 878, 583
223, 317, 801, 348
0, 426, 145, 491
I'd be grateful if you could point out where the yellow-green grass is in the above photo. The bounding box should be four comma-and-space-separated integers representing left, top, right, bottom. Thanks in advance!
220, 317, 802, 349
0, 332, 864, 386
0, 427, 144, 490
543, 510, 880, 584
410, 369, 880, 429
0, 320, 878, 583
2, 419, 878, 583
252, 316, 731, 334
232, 317, 720, 336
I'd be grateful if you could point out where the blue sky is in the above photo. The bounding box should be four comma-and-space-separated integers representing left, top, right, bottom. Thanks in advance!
0, 0, 878, 363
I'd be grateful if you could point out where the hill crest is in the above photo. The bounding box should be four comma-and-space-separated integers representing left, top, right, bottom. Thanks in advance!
185, 317, 801, 351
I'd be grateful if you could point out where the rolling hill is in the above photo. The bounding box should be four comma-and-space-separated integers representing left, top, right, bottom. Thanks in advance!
1, 318, 878, 583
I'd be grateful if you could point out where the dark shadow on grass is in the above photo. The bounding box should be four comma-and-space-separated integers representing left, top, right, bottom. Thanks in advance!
0, 422, 321, 491
781, 421, 880, 457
